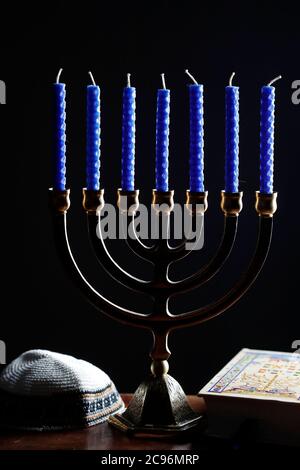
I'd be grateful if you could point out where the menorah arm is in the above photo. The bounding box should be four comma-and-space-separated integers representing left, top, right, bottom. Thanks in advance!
121, 190, 207, 263
122, 214, 158, 261
50, 189, 154, 329
167, 192, 277, 329
123, 212, 186, 262
118, 191, 240, 292
87, 213, 153, 293
166, 214, 238, 291
116, 188, 159, 261
164, 190, 209, 258
157, 192, 242, 290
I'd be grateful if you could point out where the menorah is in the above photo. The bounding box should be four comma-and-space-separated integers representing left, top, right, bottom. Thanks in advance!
49, 186, 277, 435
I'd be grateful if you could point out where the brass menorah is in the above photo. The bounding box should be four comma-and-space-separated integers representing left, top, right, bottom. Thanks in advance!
49, 187, 277, 436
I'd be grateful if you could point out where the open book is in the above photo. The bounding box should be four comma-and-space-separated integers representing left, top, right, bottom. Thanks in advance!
199, 349, 300, 446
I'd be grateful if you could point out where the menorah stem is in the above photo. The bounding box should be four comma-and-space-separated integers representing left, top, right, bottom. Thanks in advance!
150, 328, 170, 372
113, 190, 207, 433
110, 324, 205, 434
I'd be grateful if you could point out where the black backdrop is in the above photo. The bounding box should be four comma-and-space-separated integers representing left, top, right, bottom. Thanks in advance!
0, 1, 299, 394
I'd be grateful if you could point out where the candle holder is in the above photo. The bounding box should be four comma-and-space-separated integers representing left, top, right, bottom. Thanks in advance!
49, 187, 277, 436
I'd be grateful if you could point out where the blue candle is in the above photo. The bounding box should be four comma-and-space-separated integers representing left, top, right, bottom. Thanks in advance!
185, 70, 204, 193
155, 74, 170, 192
53, 68, 66, 191
86, 71, 101, 191
121, 74, 136, 191
260, 75, 281, 194
225, 72, 239, 193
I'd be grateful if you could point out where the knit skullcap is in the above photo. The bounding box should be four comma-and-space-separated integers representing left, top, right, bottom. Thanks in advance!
0, 350, 124, 431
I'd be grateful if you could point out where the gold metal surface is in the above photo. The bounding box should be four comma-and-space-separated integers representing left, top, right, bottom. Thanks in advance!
150, 360, 169, 377
117, 189, 140, 215
255, 191, 278, 217
186, 190, 208, 214
82, 189, 105, 214
152, 190, 174, 213
49, 188, 71, 213
220, 191, 243, 216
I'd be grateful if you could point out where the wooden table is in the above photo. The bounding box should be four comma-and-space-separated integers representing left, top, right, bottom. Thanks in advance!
0, 394, 206, 451
0, 394, 296, 458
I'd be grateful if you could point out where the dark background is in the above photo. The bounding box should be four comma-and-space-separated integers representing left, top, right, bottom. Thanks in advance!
0, 1, 299, 395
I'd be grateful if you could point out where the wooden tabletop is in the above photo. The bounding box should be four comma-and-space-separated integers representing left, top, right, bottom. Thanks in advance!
0, 394, 207, 451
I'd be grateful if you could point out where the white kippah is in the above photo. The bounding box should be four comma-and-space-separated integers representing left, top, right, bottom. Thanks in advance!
0, 350, 124, 431
0, 349, 112, 396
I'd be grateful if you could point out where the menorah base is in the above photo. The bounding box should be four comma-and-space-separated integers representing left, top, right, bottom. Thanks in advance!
109, 374, 207, 436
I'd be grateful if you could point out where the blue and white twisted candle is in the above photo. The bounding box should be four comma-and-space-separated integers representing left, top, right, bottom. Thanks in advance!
260, 75, 281, 194
225, 72, 239, 193
121, 73, 136, 191
86, 71, 101, 190
155, 73, 170, 192
185, 70, 204, 193
53, 68, 66, 191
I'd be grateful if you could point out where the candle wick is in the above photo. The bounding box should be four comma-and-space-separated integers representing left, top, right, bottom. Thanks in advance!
161, 73, 166, 90
127, 73, 131, 87
229, 72, 235, 86
185, 69, 198, 84
56, 68, 63, 84
268, 75, 282, 86
88, 71, 96, 86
